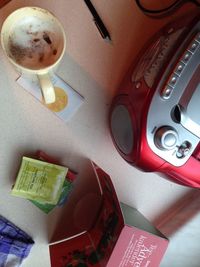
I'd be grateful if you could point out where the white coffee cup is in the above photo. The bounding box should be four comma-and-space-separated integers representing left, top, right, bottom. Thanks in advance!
1, 6, 66, 104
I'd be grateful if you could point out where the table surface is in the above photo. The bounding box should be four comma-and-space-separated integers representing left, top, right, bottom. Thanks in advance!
0, 1, 198, 266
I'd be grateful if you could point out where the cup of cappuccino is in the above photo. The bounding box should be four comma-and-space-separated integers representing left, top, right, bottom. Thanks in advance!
1, 6, 66, 104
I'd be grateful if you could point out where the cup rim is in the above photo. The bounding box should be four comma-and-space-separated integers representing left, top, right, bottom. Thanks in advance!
0, 6, 66, 73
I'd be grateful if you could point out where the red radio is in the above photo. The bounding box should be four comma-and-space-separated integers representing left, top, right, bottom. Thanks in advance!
110, 12, 200, 188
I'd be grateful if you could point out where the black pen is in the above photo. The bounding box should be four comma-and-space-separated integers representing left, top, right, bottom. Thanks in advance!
83, 0, 111, 41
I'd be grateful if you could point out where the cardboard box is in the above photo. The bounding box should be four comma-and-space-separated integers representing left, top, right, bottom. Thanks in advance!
49, 162, 168, 267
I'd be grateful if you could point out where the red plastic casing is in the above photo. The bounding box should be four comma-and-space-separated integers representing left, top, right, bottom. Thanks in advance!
109, 12, 200, 188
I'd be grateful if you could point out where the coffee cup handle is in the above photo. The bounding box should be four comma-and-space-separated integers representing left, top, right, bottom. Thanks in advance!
37, 73, 56, 104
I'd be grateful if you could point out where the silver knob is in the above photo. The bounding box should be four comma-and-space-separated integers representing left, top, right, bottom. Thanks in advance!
154, 126, 178, 150
176, 141, 192, 158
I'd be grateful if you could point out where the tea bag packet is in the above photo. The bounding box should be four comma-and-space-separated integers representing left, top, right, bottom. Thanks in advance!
28, 151, 76, 213
11, 157, 68, 205
30, 179, 74, 214
0, 215, 34, 267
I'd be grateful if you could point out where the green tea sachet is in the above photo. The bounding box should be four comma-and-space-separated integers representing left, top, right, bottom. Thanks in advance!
11, 157, 68, 205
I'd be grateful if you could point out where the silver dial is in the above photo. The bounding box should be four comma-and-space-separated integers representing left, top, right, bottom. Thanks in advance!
154, 126, 178, 150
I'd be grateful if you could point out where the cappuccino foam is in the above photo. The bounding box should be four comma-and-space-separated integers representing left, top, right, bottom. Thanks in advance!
8, 16, 63, 70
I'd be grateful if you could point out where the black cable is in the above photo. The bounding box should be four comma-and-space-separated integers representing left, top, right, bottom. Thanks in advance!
135, 0, 199, 16
193, 0, 200, 6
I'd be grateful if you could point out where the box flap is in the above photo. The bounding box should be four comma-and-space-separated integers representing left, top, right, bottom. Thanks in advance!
49, 232, 94, 267
50, 161, 103, 243
107, 225, 168, 267
49, 162, 124, 266
87, 163, 124, 265
120, 203, 167, 239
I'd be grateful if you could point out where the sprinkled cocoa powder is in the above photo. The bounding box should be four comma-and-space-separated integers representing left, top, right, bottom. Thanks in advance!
43, 32, 52, 44
39, 53, 44, 62
8, 24, 60, 69
8, 38, 31, 64
53, 49, 57, 55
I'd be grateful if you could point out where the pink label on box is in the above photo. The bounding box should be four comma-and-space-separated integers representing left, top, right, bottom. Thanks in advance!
107, 225, 168, 267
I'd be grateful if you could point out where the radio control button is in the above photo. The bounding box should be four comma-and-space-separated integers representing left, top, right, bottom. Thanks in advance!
176, 141, 192, 158
168, 73, 179, 87
181, 51, 192, 64
164, 133, 177, 148
161, 85, 173, 99
154, 126, 178, 150
188, 40, 199, 53
195, 33, 200, 43
174, 62, 185, 76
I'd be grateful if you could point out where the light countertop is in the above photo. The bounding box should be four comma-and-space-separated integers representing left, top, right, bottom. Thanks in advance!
0, 1, 198, 266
